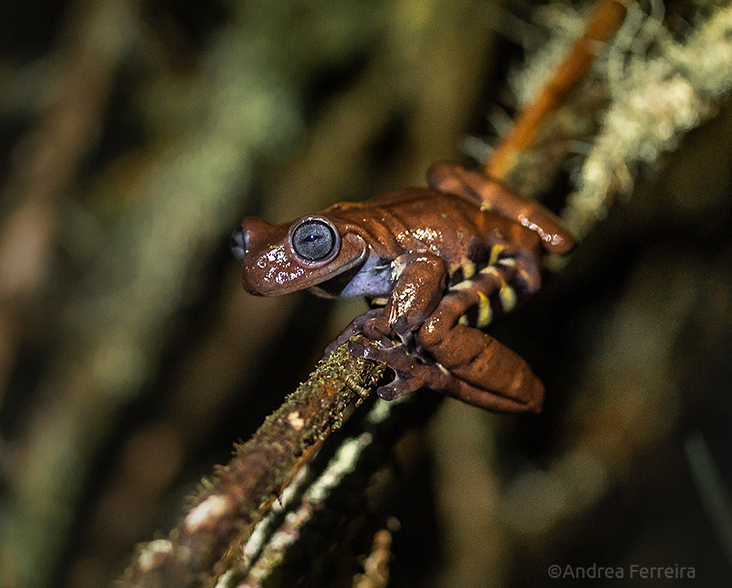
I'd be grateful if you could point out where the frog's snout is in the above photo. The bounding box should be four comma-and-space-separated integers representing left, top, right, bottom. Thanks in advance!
230, 226, 247, 262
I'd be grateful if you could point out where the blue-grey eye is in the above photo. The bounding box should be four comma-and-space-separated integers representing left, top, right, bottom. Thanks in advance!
231, 226, 247, 261
292, 219, 336, 261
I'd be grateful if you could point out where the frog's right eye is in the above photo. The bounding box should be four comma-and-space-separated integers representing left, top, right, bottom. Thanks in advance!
230, 226, 248, 261
291, 218, 339, 262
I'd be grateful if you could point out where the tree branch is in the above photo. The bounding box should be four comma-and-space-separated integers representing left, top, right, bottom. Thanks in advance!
119, 339, 385, 588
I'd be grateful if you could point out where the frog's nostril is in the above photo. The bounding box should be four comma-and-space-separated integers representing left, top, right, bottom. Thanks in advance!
230, 226, 247, 261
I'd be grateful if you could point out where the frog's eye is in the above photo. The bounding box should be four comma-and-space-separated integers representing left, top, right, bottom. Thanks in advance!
230, 226, 247, 261
291, 219, 338, 262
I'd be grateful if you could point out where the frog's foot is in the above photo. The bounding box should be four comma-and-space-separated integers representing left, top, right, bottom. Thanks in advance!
324, 309, 430, 401
323, 309, 419, 359
348, 340, 449, 401
322, 308, 387, 358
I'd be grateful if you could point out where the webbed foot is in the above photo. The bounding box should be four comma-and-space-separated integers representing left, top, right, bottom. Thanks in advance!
325, 308, 441, 402
348, 340, 449, 401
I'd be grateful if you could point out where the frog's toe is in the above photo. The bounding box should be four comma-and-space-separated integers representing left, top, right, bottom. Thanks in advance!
347, 339, 401, 364
346, 340, 369, 359
377, 370, 424, 400
323, 308, 385, 357
391, 316, 415, 348
348, 339, 414, 370
348, 340, 430, 401
362, 315, 392, 343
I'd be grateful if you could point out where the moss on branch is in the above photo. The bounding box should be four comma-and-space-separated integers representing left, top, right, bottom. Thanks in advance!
120, 339, 385, 588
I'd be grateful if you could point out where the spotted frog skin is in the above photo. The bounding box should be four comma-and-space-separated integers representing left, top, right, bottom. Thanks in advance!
231, 164, 575, 412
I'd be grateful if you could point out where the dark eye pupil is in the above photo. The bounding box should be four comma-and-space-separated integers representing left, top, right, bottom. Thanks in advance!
292, 220, 336, 261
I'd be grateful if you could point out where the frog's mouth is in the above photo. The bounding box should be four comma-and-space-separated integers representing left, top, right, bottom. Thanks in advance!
308, 257, 370, 298
290, 246, 369, 296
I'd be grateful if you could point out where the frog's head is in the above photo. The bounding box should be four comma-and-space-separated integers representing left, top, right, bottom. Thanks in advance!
231, 215, 369, 295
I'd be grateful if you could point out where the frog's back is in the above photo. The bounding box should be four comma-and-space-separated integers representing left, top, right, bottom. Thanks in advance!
379, 188, 535, 250
333, 188, 535, 274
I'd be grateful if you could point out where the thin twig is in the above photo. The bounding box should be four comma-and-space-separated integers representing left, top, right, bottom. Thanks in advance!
486, 0, 629, 182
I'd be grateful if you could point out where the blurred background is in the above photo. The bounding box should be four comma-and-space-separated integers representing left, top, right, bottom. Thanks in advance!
0, 0, 731, 586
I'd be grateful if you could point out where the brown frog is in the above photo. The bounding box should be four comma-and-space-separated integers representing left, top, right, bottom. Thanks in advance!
231, 164, 574, 412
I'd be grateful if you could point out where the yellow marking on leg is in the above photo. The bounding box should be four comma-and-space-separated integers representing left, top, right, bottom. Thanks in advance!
479, 265, 501, 278
450, 280, 475, 291
499, 282, 517, 312
476, 291, 493, 328
461, 259, 476, 279
447, 261, 461, 274
489, 244, 508, 266
516, 266, 538, 289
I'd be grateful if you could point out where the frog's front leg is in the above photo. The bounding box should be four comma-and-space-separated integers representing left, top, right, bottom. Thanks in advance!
362, 251, 448, 345
325, 253, 448, 397
324, 252, 447, 352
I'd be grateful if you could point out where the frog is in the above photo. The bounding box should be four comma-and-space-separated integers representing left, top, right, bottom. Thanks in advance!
231, 163, 575, 412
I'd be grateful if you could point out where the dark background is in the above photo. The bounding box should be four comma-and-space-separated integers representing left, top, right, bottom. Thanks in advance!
0, 0, 730, 586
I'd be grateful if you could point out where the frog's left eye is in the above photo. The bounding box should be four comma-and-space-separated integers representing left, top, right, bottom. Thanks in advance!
291, 218, 338, 262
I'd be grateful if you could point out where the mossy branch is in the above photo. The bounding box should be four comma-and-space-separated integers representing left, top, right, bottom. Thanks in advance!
119, 339, 385, 588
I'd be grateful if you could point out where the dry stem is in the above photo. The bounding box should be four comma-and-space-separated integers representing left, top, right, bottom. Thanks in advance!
486, 0, 629, 182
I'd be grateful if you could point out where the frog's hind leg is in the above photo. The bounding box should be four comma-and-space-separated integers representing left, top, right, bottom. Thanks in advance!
349, 328, 543, 412
427, 325, 544, 411
426, 251, 540, 335
444, 376, 542, 412
428, 163, 575, 255
417, 260, 545, 412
